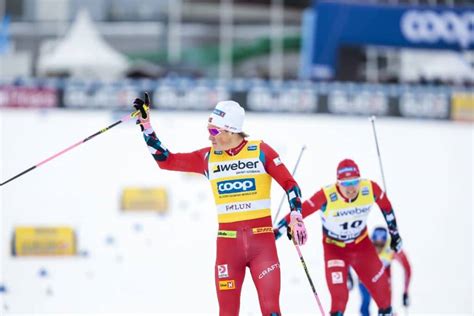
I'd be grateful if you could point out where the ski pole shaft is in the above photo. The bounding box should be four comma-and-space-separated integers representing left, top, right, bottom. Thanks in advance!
0, 108, 144, 187
294, 244, 325, 315
272, 145, 306, 225
369, 116, 388, 193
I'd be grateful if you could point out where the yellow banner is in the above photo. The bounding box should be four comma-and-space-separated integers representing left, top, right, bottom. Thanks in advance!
452, 93, 474, 122
121, 187, 168, 213
13, 226, 76, 256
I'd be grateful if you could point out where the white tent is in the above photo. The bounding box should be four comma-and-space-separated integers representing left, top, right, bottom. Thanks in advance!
37, 9, 129, 79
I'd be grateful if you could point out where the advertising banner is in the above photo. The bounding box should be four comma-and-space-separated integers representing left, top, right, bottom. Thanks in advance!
246, 86, 318, 112
121, 187, 169, 213
306, 1, 474, 79
153, 85, 230, 110
398, 90, 451, 119
12, 226, 76, 256
0, 86, 58, 108
63, 83, 139, 109
451, 92, 474, 122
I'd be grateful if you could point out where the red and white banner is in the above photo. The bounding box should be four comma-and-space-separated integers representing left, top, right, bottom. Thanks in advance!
0, 86, 58, 108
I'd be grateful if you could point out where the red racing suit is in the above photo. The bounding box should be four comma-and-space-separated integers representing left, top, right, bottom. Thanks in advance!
277, 180, 400, 314
141, 127, 303, 316
358, 244, 412, 315
378, 245, 412, 293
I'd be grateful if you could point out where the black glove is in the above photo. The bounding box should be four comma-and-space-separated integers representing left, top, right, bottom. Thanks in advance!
133, 92, 150, 120
133, 93, 151, 131
390, 232, 403, 253
286, 226, 293, 241
403, 292, 409, 306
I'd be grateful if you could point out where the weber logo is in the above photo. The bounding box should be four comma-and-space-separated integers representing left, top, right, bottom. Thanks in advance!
335, 206, 370, 217
217, 179, 256, 195
213, 161, 258, 173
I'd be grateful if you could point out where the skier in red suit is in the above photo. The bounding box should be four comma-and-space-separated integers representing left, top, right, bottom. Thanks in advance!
134, 94, 307, 315
275, 159, 403, 316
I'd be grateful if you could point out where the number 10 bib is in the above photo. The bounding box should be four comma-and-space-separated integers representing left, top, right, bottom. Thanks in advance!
320, 180, 375, 241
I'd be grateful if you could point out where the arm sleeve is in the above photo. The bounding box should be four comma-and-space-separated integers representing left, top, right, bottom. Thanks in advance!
277, 189, 327, 231
394, 250, 412, 293
301, 189, 327, 219
372, 180, 400, 235
260, 142, 302, 213
142, 127, 209, 175
372, 181, 393, 213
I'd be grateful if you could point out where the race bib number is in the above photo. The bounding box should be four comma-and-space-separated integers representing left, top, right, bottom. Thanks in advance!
322, 205, 371, 240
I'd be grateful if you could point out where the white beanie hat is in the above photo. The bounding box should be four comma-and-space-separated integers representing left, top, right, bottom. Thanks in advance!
208, 100, 245, 133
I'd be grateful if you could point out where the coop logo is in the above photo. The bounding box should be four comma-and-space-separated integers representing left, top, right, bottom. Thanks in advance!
401, 10, 474, 49
217, 178, 256, 194
213, 161, 259, 173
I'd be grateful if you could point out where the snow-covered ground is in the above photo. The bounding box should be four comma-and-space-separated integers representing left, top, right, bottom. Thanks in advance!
0, 109, 472, 315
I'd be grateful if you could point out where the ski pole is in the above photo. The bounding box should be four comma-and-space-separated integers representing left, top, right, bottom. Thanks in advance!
294, 243, 325, 315
272, 145, 306, 225
369, 116, 388, 193
0, 107, 147, 187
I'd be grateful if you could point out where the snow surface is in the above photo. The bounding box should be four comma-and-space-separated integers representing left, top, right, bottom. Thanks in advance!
0, 109, 472, 315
